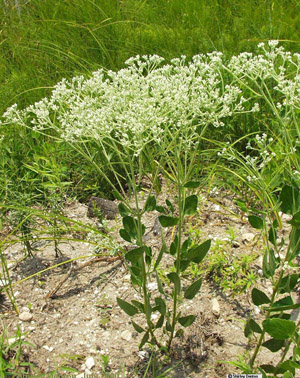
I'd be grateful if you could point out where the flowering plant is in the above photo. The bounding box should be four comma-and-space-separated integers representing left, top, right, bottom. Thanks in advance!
3, 42, 300, 357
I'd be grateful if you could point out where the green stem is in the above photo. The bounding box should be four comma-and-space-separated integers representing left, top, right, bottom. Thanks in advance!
276, 313, 300, 368
132, 166, 159, 347
249, 268, 285, 368
167, 155, 184, 351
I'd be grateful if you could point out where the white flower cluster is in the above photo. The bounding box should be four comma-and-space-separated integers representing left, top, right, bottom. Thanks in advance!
245, 133, 276, 170
3, 42, 300, 160
2, 53, 247, 156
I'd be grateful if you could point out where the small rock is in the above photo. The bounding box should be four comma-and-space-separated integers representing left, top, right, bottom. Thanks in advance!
120, 330, 132, 342
146, 282, 158, 291
42, 345, 54, 352
138, 350, 149, 360
102, 331, 110, 339
19, 312, 33, 322
211, 298, 220, 317
124, 274, 131, 282
212, 204, 221, 212
87, 196, 118, 219
256, 255, 263, 267
85, 357, 95, 370
232, 240, 240, 248
8, 336, 24, 344
242, 233, 255, 242
76, 374, 85, 378
21, 306, 30, 313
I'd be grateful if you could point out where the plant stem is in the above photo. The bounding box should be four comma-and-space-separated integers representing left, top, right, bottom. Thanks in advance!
167, 156, 184, 351
249, 268, 285, 369
132, 169, 159, 347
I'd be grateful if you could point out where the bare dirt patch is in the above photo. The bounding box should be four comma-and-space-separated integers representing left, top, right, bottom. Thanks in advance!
1, 187, 293, 377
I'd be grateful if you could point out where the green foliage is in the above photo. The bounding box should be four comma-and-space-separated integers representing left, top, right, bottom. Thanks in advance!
118, 189, 211, 351
0, 324, 35, 377
232, 185, 300, 376
188, 237, 258, 296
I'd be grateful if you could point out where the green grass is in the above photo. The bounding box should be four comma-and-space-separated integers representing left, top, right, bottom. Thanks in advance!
1, 0, 300, 202
1, 0, 300, 113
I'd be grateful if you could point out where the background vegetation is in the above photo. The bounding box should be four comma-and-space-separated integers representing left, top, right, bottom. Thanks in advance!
1, 0, 300, 203
2, 2, 300, 375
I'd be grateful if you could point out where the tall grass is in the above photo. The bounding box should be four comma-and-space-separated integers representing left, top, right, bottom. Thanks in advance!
1, 0, 300, 113
1, 0, 300, 202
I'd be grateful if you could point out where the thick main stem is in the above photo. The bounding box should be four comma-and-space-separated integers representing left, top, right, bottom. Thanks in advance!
167, 165, 184, 351
132, 169, 158, 346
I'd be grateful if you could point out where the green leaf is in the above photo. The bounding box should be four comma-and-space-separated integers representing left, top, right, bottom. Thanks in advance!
280, 185, 300, 215
288, 227, 300, 260
252, 288, 271, 306
117, 298, 138, 316
144, 195, 156, 212
112, 190, 123, 201
288, 211, 300, 227
273, 296, 294, 308
244, 318, 262, 337
130, 267, 142, 287
175, 329, 184, 337
178, 259, 190, 272
166, 321, 172, 332
268, 220, 278, 245
145, 246, 152, 266
119, 228, 132, 242
167, 272, 181, 293
278, 360, 297, 373
170, 236, 178, 256
60, 366, 79, 373
154, 297, 166, 315
244, 319, 252, 338
263, 249, 277, 278
249, 318, 263, 334
139, 331, 149, 349
263, 318, 296, 339
118, 203, 131, 217
282, 371, 294, 378
131, 300, 144, 313
262, 338, 285, 352
132, 321, 145, 333
123, 216, 137, 238
155, 315, 164, 328
125, 246, 144, 264
165, 199, 175, 214
181, 238, 191, 255
183, 195, 198, 216
153, 244, 166, 271
178, 315, 196, 327
183, 181, 201, 188
236, 200, 248, 213
156, 273, 165, 295
248, 215, 264, 229
260, 365, 277, 374
184, 278, 202, 299
155, 205, 167, 214
187, 239, 211, 263
158, 215, 179, 227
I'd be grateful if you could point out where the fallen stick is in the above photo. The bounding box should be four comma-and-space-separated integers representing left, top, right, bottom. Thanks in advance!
41, 254, 123, 309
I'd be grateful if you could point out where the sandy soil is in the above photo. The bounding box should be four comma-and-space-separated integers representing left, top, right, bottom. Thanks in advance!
1, 185, 294, 377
